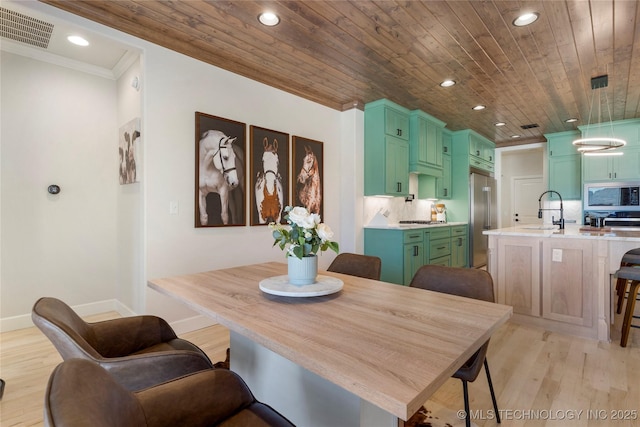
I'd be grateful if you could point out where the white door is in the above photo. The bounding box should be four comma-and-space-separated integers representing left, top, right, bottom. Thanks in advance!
512, 176, 545, 226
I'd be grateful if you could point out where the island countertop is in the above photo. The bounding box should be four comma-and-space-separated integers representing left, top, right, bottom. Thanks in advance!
484, 223, 640, 241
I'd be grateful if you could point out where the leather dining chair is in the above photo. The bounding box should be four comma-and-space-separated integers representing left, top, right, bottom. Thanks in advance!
44, 358, 295, 427
32, 297, 214, 391
409, 265, 501, 427
327, 252, 382, 280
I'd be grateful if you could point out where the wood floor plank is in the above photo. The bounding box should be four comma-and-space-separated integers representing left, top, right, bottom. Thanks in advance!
1, 316, 639, 426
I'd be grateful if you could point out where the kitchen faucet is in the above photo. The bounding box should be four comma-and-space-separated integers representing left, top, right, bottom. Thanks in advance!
538, 190, 565, 229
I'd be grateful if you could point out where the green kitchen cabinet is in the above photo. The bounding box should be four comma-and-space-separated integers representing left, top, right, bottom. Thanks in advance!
409, 109, 446, 177
418, 130, 452, 199
580, 118, 640, 182
428, 227, 451, 267
436, 153, 452, 199
365, 99, 410, 196
364, 228, 425, 286
468, 133, 495, 173
545, 130, 581, 200
450, 225, 468, 267
582, 147, 640, 182
365, 225, 468, 285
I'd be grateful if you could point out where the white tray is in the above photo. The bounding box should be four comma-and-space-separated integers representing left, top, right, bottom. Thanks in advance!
259, 275, 343, 297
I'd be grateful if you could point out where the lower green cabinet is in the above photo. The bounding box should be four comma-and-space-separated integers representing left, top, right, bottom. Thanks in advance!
451, 225, 468, 267
364, 224, 468, 285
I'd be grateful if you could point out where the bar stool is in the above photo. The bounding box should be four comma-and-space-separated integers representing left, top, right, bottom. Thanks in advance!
615, 266, 640, 347
615, 248, 640, 314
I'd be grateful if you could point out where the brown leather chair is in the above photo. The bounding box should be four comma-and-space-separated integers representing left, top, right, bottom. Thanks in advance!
409, 265, 501, 427
615, 266, 640, 347
44, 358, 295, 427
32, 297, 214, 391
327, 253, 382, 280
615, 248, 640, 315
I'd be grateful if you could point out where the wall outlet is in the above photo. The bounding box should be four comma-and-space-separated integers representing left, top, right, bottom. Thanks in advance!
552, 248, 562, 262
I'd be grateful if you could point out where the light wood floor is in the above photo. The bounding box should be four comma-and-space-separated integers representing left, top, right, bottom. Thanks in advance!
1, 314, 639, 427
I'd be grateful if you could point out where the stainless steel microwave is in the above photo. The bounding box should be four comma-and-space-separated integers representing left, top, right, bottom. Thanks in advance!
583, 182, 640, 211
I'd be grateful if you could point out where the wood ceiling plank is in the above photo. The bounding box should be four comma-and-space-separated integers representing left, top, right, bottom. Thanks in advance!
611, 0, 637, 119
623, 1, 640, 118
37, 0, 638, 145
140, 1, 366, 104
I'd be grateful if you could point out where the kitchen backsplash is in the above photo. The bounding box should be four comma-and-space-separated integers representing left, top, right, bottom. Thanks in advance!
540, 199, 582, 225
363, 174, 585, 227
364, 175, 435, 225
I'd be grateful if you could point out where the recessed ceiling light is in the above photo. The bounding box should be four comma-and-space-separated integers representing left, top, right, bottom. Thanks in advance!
511, 134, 521, 138
565, 118, 578, 123
513, 12, 539, 27
258, 11, 280, 26
472, 105, 486, 111
67, 35, 89, 46
494, 122, 506, 127
440, 79, 456, 87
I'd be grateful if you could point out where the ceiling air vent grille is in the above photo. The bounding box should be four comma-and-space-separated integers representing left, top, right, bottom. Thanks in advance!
520, 123, 539, 129
0, 7, 54, 49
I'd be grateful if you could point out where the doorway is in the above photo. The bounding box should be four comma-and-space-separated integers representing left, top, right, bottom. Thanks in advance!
512, 176, 546, 226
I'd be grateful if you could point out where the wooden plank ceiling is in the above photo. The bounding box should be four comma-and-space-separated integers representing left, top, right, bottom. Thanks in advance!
40, 0, 640, 146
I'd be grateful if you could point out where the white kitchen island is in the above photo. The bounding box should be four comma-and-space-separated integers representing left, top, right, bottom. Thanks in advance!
484, 224, 640, 341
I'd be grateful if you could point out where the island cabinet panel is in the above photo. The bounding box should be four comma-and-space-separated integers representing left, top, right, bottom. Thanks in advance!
497, 237, 541, 317
541, 239, 594, 326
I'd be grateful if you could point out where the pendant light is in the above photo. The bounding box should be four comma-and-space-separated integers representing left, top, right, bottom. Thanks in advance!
573, 74, 626, 155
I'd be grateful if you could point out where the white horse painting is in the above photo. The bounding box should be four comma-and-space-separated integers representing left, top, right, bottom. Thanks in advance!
198, 130, 239, 225
255, 137, 283, 224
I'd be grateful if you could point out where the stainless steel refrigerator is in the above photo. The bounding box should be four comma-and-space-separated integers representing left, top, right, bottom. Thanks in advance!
469, 170, 497, 268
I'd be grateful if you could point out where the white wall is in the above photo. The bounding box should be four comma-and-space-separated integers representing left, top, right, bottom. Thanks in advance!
0, 3, 362, 329
116, 58, 144, 313
1, 52, 119, 324
141, 45, 347, 321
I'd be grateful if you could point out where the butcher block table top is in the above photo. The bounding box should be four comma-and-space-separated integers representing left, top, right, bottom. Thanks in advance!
148, 262, 512, 420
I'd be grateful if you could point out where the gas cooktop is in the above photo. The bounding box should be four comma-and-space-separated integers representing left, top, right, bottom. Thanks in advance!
399, 220, 432, 224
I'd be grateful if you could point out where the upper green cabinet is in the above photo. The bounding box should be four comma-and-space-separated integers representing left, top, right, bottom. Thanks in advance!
453, 130, 495, 174
545, 130, 581, 200
583, 147, 640, 182
409, 109, 446, 177
418, 129, 453, 199
581, 119, 640, 182
365, 99, 410, 196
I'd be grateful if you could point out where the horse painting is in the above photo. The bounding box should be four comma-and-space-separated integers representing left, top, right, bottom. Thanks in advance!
255, 137, 283, 224
296, 145, 321, 214
198, 129, 240, 225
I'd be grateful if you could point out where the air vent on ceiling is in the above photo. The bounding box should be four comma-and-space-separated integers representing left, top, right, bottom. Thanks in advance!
520, 123, 539, 130
0, 7, 54, 49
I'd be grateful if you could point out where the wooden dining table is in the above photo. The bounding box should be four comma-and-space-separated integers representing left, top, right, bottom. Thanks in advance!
148, 262, 512, 427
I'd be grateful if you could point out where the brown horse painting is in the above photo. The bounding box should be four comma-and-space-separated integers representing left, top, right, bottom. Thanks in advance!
297, 146, 321, 214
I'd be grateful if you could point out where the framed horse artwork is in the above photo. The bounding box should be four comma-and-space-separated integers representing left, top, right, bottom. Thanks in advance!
250, 126, 290, 226
195, 112, 246, 227
292, 136, 323, 220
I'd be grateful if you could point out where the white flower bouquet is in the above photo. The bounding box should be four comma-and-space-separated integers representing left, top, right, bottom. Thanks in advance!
270, 206, 339, 259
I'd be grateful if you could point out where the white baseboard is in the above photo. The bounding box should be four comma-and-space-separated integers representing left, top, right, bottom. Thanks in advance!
1, 299, 215, 333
